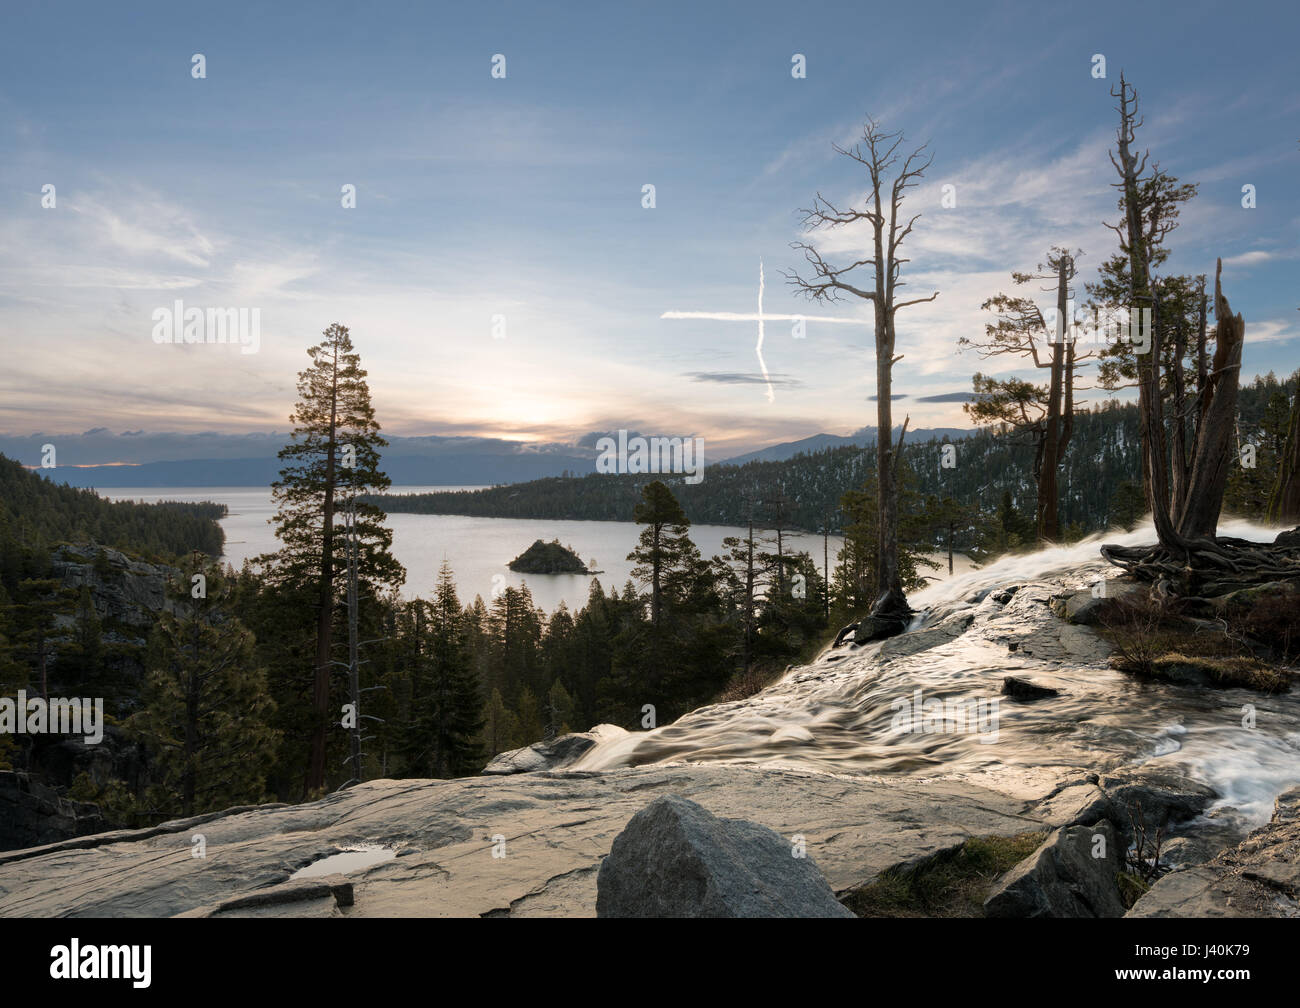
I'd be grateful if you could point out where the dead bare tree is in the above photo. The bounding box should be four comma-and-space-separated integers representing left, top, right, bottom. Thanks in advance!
786, 119, 938, 631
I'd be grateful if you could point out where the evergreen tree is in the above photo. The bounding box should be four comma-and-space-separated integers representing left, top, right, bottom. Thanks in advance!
262, 322, 404, 793
402, 564, 484, 778
481, 687, 518, 758
132, 565, 280, 819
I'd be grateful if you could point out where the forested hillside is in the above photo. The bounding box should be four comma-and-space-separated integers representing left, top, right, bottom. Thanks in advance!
0, 454, 226, 561
375, 376, 1293, 536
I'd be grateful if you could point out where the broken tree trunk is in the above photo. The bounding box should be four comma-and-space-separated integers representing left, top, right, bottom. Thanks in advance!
1176, 259, 1243, 542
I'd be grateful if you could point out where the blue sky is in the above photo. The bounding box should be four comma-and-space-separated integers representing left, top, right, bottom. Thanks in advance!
1, 0, 1296, 460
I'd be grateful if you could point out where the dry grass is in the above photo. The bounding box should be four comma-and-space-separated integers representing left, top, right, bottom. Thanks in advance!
1097, 594, 1294, 693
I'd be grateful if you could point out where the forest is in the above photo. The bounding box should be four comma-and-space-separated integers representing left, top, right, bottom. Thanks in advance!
3, 76, 1299, 840
373, 373, 1296, 538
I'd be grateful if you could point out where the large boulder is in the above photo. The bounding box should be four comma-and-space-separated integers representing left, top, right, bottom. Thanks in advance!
1049, 578, 1141, 626
983, 820, 1125, 918
596, 795, 853, 917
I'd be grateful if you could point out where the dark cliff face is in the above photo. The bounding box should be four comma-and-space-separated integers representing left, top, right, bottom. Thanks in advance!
0, 770, 105, 852
50, 544, 181, 631
2, 545, 178, 850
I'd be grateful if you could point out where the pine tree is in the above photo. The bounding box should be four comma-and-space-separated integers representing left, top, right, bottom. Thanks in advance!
481, 687, 518, 758
132, 565, 280, 819
402, 564, 484, 778
262, 323, 405, 793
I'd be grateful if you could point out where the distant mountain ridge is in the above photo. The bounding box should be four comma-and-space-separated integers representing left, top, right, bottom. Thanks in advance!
719, 427, 970, 466
23, 428, 966, 489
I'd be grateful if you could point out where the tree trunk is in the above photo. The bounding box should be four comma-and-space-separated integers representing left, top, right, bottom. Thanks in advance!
1177, 260, 1244, 541
307, 355, 340, 794
872, 313, 905, 618
1037, 258, 1068, 541
1170, 303, 1190, 526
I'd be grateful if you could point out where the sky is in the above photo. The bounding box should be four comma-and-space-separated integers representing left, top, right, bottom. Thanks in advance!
1, 0, 1296, 463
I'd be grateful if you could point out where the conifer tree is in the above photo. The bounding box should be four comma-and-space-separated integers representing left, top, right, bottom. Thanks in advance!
263, 323, 404, 793
133, 565, 280, 818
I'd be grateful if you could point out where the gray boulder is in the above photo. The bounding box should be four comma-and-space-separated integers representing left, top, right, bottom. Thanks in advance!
1049, 578, 1141, 625
984, 820, 1125, 918
481, 729, 606, 775
1032, 782, 1116, 830
1100, 768, 1216, 842
596, 794, 853, 917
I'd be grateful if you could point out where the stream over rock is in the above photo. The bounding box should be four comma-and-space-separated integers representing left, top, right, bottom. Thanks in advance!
1, 521, 1295, 917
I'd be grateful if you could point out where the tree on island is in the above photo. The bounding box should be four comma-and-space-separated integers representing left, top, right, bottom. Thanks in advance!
787, 119, 939, 635
507, 539, 589, 574
262, 323, 405, 794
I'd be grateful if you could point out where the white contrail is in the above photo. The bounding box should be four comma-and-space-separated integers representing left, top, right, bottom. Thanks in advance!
757, 259, 772, 401
660, 260, 867, 402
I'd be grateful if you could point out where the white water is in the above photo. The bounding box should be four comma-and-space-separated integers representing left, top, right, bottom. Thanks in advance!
574, 519, 1300, 833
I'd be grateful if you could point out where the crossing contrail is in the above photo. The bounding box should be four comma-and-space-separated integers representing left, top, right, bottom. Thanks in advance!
661, 260, 866, 402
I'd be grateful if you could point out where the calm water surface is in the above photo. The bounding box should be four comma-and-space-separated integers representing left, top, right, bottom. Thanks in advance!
104, 486, 846, 613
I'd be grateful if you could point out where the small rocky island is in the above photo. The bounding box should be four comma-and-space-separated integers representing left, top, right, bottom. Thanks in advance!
507, 539, 591, 574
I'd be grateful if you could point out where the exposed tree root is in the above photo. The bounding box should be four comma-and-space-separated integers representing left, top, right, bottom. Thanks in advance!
1100, 528, 1300, 598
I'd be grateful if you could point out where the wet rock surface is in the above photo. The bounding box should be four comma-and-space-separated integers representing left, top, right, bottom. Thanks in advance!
1127, 785, 1300, 917
480, 728, 625, 775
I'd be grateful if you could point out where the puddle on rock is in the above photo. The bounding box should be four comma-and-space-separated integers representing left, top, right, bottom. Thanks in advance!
291, 845, 396, 879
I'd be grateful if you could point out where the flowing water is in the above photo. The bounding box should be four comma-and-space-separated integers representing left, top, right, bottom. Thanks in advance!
573, 519, 1300, 835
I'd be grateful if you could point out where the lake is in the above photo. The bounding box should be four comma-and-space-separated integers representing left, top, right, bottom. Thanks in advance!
104, 487, 847, 614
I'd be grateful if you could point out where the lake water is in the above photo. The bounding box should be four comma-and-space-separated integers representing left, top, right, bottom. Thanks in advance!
104, 487, 847, 614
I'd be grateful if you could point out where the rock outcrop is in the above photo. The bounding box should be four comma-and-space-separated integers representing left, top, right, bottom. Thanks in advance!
1098, 768, 1217, 843
596, 795, 853, 918
481, 729, 612, 775
49, 544, 180, 631
984, 819, 1125, 918
0, 764, 1040, 918
1127, 785, 1300, 917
